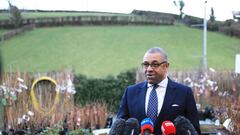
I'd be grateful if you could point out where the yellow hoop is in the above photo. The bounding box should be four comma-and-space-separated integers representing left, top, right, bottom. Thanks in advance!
30, 76, 60, 115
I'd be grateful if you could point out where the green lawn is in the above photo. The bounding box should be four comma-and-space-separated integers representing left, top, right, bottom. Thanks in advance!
0, 11, 131, 20
0, 25, 239, 77
0, 29, 8, 36
0, 12, 10, 20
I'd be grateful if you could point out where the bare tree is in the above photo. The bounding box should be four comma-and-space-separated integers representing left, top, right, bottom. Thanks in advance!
209, 7, 215, 22
173, 0, 185, 19
8, 1, 22, 28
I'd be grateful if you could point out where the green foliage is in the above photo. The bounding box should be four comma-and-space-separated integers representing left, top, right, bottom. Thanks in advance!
38, 120, 64, 134
208, 21, 222, 31
37, 120, 93, 135
183, 15, 203, 25
74, 69, 136, 112
207, 19, 240, 38
41, 125, 62, 135
218, 21, 240, 38
69, 129, 94, 135
223, 19, 235, 26
8, 1, 22, 28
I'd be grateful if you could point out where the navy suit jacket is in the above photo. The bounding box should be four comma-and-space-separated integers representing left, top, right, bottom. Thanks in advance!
117, 78, 201, 135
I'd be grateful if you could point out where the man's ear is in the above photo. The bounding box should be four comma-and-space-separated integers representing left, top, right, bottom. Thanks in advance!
165, 62, 170, 68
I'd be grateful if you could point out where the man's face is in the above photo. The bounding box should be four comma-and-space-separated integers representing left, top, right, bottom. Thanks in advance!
142, 52, 169, 84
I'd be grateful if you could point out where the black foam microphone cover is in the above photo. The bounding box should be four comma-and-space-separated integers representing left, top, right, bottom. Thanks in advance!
109, 118, 126, 135
173, 116, 198, 135
123, 118, 140, 135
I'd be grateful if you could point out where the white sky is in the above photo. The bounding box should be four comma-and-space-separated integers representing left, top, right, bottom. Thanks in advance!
0, 0, 239, 21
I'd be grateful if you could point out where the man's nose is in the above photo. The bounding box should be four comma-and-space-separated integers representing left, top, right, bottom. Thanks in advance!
146, 65, 153, 71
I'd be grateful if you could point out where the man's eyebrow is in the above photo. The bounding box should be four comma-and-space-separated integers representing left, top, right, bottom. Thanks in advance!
143, 60, 159, 63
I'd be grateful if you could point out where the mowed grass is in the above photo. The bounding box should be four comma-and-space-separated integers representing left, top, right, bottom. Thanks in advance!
0, 29, 8, 36
0, 11, 130, 20
0, 25, 239, 77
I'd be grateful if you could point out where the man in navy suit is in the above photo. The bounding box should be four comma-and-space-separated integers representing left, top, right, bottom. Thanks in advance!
117, 47, 201, 134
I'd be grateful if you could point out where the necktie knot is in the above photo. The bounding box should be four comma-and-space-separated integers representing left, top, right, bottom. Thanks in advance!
153, 84, 159, 89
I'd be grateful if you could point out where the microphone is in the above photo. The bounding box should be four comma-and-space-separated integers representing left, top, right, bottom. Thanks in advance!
161, 121, 176, 135
173, 116, 198, 135
123, 118, 140, 135
109, 118, 126, 135
140, 118, 154, 135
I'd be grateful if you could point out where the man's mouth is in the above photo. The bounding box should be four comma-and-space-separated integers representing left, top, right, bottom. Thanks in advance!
146, 74, 155, 78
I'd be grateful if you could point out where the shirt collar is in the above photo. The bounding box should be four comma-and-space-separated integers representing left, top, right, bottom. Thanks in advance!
147, 77, 168, 88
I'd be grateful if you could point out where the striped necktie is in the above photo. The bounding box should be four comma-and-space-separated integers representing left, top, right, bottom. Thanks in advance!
147, 84, 159, 123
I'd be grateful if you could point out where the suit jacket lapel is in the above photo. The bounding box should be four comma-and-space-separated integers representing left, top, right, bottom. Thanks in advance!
158, 78, 177, 117
139, 81, 148, 118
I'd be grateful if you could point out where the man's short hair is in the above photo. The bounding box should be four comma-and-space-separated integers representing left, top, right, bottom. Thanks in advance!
146, 47, 168, 61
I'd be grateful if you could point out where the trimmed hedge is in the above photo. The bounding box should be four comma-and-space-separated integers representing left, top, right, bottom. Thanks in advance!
218, 20, 240, 38
0, 24, 35, 42
183, 15, 203, 26
0, 15, 174, 29
207, 21, 222, 31
73, 69, 136, 112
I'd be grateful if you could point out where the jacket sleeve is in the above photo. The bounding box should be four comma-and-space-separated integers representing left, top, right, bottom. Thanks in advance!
185, 87, 201, 135
116, 88, 129, 120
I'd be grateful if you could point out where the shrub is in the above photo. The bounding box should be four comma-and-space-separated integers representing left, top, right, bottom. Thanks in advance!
74, 69, 136, 112
219, 22, 240, 38
207, 21, 223, 31
231, 23, 240, 38
183, 15, 203, 26
223, 19, 235, 27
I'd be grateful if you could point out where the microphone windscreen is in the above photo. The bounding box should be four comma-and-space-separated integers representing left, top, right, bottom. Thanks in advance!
161, 121, 176, 135
123, 118, 140, 135
109, 118, 125, 135
173, 116, 198, 135
140, 118, 154, 134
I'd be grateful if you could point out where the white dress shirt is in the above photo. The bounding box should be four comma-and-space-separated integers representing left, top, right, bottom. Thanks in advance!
145, 77, 168, 115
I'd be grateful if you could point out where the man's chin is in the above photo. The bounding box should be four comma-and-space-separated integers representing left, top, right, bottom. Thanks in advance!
147, 78, 156, 84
